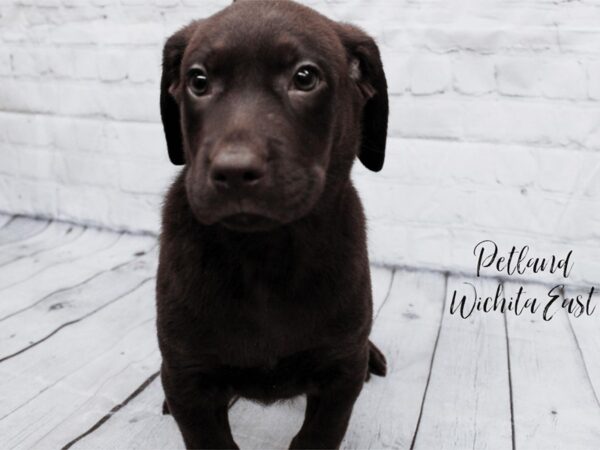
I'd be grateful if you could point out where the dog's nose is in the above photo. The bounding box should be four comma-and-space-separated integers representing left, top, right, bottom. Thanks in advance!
209, 149, 267, 190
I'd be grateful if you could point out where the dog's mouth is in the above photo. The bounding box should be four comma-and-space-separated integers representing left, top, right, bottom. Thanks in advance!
219, 213, 281, 233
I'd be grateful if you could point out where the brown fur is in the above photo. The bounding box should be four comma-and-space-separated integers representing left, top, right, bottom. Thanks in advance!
156, 1, 388, 448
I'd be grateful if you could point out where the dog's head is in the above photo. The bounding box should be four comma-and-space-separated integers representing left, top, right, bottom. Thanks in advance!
160, 0, 388, 232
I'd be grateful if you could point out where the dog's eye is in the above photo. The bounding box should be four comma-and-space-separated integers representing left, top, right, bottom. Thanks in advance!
187, 68, 209, 96
293, 66, 319, 91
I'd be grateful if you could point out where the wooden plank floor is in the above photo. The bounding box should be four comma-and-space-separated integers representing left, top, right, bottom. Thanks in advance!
0, 214, 599, 449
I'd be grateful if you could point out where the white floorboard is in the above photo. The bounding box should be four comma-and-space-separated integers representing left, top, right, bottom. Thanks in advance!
413, 277, 512, 450
506, 282, 600, 450
564, 285, 600, 407
0, 215, 599, 450
0, 230, 153, 319
0, 214, 13, 229
0, 221, 85, 267
0, 281, 159, 449
343, 270, 446, 450
0, 217, 50, 247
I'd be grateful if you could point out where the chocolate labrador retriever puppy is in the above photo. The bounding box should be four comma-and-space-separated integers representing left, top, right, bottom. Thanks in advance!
156, 0, 388, 448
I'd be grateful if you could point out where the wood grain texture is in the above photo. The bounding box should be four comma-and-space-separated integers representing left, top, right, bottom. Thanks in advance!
0, 281, 160, 449
69, 376, 184, 450
0, 230, 155, 319
0, 216, 50, 246
0, 228, 121, 291
563, 284, 600, 416
371, 266, 394, 317
506, 281, 600, 450
0, 214, 15, 230
1, 217, 599, 450
0, 221, 86, 267
413, 276, 512, 450
0, 249, 157, 361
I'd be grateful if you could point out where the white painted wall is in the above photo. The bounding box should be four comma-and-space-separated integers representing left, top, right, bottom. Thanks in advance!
1, 0, 599, 285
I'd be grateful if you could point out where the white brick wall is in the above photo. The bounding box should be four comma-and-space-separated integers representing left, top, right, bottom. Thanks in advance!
1, 0, 599, 285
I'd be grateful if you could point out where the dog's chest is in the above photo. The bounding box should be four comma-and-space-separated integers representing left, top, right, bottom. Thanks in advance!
213, 279, 312, 365
203, 261, 332, 367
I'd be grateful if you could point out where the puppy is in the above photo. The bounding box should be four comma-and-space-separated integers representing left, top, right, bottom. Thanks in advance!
156, 1, 388, 448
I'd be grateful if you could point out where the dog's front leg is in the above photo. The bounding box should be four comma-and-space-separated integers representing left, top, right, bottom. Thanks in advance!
161, 366, 238, 450
290, 358, 366, 449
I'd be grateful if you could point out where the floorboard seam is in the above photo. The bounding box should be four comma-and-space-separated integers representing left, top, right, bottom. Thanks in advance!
0, 215, 16, 230
374, 268, 396, 320
0, 225, 87, 270
0, 320, 157, 424
0, 231, 125, 295
409, 272, 448, 450
0, 218, 52, 247
60, 370, 161, 450
502, 280, 516, 450
0, 241, 156, 322
562, 286, 600, 411
0, 277, 155, 363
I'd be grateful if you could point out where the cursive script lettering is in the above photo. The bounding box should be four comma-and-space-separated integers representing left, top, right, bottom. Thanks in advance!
450, 283, 596, 321
450, 282, 538, 319
474, 240, 573, 278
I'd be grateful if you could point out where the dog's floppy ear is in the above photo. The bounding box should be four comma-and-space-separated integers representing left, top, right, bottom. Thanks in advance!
160, 23, 197, 165
337, 24, 388, 172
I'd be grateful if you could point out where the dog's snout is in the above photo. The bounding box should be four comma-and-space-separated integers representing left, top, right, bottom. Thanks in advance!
209, 149, 267, 190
